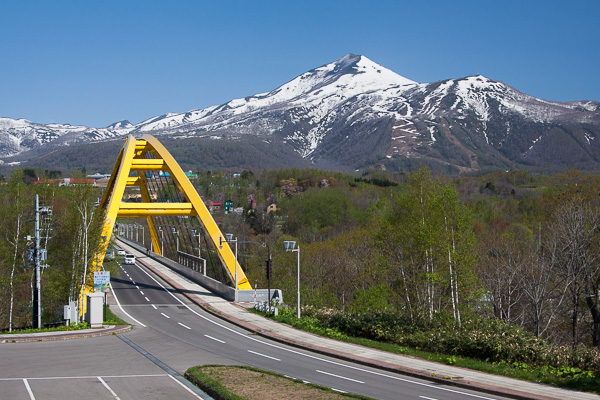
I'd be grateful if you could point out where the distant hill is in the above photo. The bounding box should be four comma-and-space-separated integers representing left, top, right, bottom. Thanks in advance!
2, 53, 599, 174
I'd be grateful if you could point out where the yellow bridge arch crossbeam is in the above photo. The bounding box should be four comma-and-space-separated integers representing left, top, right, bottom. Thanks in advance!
94, 134, 250, 294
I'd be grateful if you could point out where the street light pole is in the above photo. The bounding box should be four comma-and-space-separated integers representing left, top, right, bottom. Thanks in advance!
159, 227, 164, 254
192, 229, 201, 258
296, 246, 300, 319
284, 241, 301, 319
223, 234, 238, 302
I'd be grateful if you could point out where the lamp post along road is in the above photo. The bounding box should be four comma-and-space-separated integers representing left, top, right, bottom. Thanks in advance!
192, 229, 201, 258
221, 235, 272, 306
284, 241, 301, 319
222, 234, 238, 302
158, 227, 164, 254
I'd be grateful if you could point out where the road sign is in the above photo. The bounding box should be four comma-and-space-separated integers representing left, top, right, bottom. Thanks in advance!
94, 271, 110, 292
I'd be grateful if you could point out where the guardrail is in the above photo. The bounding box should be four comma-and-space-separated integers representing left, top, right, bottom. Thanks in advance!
117, 237, 282, 303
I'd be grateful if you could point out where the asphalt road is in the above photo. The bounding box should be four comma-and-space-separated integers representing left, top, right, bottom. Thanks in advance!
0, 257, 514, 400
108, 259, 513, 400
0, 332, 205, 400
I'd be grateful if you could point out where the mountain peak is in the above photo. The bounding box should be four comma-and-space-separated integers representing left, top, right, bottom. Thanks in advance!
322, 53, 417, 87
106, 120, 132, 130
263, 54, 417, 104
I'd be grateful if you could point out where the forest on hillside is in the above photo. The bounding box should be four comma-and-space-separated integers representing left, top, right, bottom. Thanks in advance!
187, 167, 600, 352
1, 166, 600, 372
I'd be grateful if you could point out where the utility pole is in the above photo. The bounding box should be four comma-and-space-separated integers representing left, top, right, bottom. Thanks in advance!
33, 195, 41, 329
31, 195, 51, 329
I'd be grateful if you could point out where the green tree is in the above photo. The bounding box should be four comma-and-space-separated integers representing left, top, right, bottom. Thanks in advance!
0, 171, 34, 331
377, 168, 477, 325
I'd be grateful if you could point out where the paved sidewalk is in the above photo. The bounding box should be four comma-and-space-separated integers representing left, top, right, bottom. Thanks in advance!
119, 240, 599, 400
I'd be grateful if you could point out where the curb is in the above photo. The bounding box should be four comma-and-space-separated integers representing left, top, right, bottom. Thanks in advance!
0, 325, 132, 344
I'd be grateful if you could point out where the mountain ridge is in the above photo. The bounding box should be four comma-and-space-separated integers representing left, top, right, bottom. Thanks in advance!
2, 54, 599, 174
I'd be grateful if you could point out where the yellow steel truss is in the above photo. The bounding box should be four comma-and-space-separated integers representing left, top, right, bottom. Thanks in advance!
91, 134, 251, 296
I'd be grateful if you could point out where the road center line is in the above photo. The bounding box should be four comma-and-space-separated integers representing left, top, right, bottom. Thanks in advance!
248, 350, 280, 361
23, 379, 35, 400
419, 396, 440, 400
204, 334, 225, 343
178, 322, 191, 330
145, 297, 150, 302
98, 377, 121, 399
161, 313, 170, 319
316, 370, 364, 384
139, 291, 144, 295
151, 304, 157, 309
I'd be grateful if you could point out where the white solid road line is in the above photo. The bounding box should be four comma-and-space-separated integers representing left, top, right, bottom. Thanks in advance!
0, 374, 167, 381
316, 370, 364, 384
98, 377, 121, 400
248, 350, 281, 361
23, 379, 35, 400
167, 375, 205, 399
419, 396, 440, 400
109, 282, 147, 328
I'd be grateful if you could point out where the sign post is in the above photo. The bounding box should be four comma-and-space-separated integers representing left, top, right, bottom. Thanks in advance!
94, 271, 110, 322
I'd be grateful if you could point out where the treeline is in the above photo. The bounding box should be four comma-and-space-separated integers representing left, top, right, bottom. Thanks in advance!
0, 170, 112, 331
201, 167, 600, 351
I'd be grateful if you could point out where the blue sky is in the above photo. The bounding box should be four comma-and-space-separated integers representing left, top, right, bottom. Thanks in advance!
1, 1, 598, 127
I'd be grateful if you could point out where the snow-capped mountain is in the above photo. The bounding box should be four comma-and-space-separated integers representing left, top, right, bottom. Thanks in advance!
2, 53, 600, 173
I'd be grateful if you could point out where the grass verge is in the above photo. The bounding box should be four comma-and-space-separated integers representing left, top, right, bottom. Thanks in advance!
1, 322, 91, 335
185, 365, 375, 400
1, 305, 129, 335
103, 304, 129, 325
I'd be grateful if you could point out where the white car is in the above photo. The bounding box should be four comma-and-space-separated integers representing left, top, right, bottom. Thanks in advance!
124, 254, 136, 264
117, 249, 127, 256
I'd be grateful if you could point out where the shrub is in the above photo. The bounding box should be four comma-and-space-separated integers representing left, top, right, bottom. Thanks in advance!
296, 308, 600, 377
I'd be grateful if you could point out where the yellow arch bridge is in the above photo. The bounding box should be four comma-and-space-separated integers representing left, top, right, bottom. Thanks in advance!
86, 134, 251, 305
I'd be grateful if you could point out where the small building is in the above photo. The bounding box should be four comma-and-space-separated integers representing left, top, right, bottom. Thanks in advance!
206, 201, 223, 213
